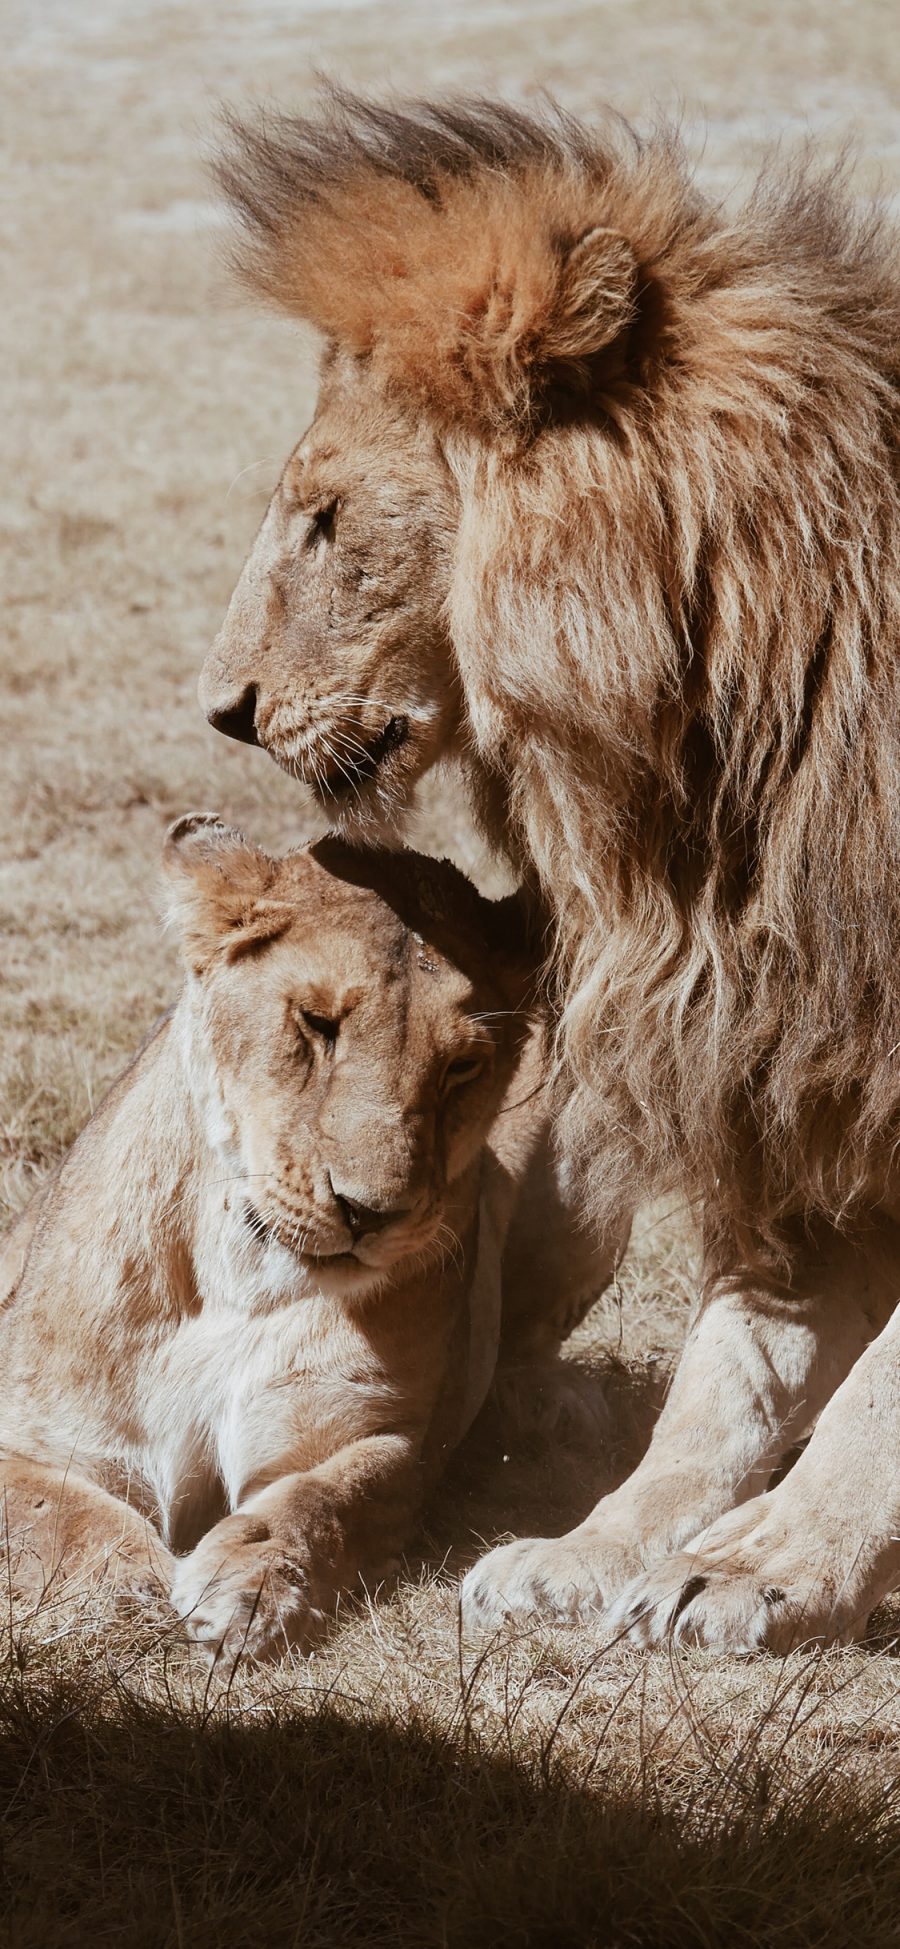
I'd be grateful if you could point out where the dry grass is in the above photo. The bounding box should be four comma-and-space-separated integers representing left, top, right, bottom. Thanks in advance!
5, 0, 900, 1941
8, 1523, 900, 1946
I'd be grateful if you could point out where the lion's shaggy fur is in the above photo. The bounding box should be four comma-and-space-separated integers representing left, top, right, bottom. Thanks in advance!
218, 94, 900, 1269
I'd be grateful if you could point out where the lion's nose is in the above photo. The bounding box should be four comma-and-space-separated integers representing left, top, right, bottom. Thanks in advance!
204, 682, 260, 746
328, 1174, 415, 1239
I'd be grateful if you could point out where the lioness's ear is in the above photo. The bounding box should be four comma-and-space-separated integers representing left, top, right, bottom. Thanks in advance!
163, 813, 286, 973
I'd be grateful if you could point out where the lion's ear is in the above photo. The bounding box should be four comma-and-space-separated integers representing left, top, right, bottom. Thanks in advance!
163, 813, 287, 973
543, 226, 637, 367
445, 221, 638, 427
215, 101, 641, 432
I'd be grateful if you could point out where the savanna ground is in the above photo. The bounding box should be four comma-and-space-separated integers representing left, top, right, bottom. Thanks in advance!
5, 1, 900, 1942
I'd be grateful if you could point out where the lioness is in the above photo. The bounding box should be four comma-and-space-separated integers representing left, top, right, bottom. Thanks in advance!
0, 815, 604, 1661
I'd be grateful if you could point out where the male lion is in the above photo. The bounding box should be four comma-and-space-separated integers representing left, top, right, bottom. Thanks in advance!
199, 94, 900, 1653
0, 815, 605, 1662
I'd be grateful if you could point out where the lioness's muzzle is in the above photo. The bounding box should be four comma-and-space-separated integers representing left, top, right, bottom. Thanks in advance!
202, 680, 260, 746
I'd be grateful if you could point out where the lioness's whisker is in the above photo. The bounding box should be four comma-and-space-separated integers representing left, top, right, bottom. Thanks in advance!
163, 1174, 270, 1220
330, 724, 382, 759
224, 454, 282, 501
435, 1223, 465, 1277
469, 1010, 531, 1023
318, 732, 362, 795
327, 732, 376, 772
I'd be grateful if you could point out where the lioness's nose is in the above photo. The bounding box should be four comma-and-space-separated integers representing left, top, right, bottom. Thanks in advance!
203, 681, 260, 746
329, 1174, 415, 1239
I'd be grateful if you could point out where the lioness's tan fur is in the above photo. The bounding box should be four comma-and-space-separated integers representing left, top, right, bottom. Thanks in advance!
0, 817, 610, 1659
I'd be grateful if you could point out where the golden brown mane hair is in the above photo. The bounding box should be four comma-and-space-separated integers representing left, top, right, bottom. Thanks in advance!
217, 92, 900, 1269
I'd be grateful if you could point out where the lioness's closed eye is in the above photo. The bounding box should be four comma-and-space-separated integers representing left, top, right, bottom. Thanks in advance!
0, 815, 549, 1661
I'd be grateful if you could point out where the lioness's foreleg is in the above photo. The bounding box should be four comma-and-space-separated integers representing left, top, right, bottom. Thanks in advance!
494, 1149, 631, 1438
0, 1456, 173, 1605
172, 1433, 422, 1661
496, 1132, 631, 1365
462, 1224, 898, 1631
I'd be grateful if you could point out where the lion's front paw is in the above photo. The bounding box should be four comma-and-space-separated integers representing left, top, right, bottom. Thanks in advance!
172, 1521, 327, 1663
606, 1495, 869, 1655
461, 1527, 638, 1633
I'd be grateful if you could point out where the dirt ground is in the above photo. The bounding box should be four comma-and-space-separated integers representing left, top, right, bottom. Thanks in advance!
5, 3, 900, 1944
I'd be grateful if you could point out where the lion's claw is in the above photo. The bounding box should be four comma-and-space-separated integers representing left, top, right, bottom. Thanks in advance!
605, 1496, 870, 1655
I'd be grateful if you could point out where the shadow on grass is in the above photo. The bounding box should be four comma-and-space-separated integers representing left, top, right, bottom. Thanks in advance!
423, 1347, 667, 1577
3, 1639, 900, 1949
8, 1342, 894, 1949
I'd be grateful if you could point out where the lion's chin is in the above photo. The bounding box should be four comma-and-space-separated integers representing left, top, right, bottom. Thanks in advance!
298, 1225, 444, 1302
265, 704, 451, 841
316, 713, 411, 798
265, 713, 411, 828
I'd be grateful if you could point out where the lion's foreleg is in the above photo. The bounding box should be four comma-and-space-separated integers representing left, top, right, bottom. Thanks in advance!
609, 1279, 900, 1653
462, 1225, 896, 1630
171, 1433, 422, 1661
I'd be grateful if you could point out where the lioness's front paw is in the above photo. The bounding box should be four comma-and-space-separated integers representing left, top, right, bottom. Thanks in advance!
606, 1495, 869, 1655
461, 1528, 638, 1633
172, 1521, 327, 1663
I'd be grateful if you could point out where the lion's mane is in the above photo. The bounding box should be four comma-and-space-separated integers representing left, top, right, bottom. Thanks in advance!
218, 93, 900, 1268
